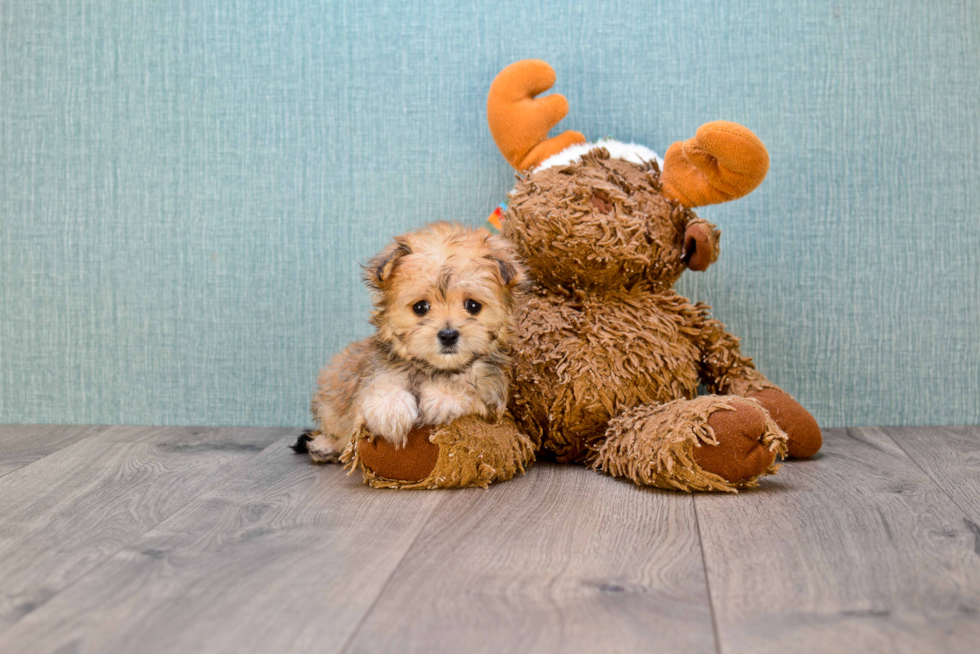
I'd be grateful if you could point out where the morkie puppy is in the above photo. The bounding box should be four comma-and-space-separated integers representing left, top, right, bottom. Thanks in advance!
294, 222, 526, 463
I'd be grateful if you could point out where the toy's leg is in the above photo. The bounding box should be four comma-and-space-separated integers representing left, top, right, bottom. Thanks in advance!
592, 395, 788, 493
343, 414, 536, 489
698, 317, 822, 458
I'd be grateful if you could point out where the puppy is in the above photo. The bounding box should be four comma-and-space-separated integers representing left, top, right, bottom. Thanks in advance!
294, 222, 526, 463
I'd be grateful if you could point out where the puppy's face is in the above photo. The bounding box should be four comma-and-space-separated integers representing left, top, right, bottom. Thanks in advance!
366, 223, 525, 371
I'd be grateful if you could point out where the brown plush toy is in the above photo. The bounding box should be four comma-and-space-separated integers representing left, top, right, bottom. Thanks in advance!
350, 59, 821, 492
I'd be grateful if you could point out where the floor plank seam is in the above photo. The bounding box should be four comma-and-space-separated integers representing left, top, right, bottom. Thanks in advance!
0, 429, 100, 481
881, 427, 978, 522
691, 494, 724, 654
0, 430, 300, 635
336, 492, 449, 654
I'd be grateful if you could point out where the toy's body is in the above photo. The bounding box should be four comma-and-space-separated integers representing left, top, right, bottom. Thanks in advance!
513, 287, 704, 463
501, 145, 819, 491
344, 60, 822, 492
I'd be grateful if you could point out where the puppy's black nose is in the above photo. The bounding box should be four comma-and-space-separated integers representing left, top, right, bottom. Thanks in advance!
438, 328, 459, 348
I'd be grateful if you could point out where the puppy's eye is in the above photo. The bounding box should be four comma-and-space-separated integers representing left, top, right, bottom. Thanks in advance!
412, 301, 429, 316
464, 299, 482, 315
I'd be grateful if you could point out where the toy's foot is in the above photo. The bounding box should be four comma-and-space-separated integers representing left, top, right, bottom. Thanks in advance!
357, 425, 439, 482
347, 415, 536, 489
749, 389, 822, 458
692, 399, 778, 483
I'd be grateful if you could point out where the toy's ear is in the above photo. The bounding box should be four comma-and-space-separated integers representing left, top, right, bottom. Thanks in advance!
682, 220, 721, 272
487, 60, 587, 171
365, 239, 411, 290
661, 121, 769, 207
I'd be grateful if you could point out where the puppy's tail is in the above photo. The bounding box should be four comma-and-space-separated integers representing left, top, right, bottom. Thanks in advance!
290, 429, 318, 454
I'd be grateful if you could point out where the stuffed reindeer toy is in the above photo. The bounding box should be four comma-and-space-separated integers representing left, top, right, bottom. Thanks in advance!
341, 59, 821, 492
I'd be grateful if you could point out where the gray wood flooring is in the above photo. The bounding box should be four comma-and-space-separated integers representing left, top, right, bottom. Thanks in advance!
0, 424, 977, 653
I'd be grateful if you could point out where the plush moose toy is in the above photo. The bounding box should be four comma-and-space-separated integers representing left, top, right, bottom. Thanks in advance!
349, 59, 821, 492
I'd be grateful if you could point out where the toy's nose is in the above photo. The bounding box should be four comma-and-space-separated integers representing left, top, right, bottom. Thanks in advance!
438, 328, 459, 347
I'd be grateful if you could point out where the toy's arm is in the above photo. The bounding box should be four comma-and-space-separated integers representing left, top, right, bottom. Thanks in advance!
696, 308, 777, 397
694, 304, 822, 458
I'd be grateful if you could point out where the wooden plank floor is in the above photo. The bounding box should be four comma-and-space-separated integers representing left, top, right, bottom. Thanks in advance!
0, 424, 977, 653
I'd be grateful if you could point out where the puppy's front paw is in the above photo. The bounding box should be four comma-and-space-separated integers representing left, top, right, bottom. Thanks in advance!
419, 388, 469, 426
362, 388, 418, 448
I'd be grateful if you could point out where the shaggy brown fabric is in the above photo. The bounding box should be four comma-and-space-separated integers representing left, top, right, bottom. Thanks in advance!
346, 414, 536, 489
356, 425, 440, 482
504, 151, 699, 291
593, 395, 787, 493
750, 388, 823, 458
509, 287, 704, 462
696, 313, 779, 397
497, 145, 819, 490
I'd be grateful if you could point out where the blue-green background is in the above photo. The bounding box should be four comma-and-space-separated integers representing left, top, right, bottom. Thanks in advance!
2, 0, 978, 428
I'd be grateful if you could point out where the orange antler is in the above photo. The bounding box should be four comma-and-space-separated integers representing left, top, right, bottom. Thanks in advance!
660, 121, 769, 207
487, 60, 587, 171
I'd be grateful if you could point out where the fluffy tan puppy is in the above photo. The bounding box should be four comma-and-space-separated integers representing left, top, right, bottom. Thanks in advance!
295, 222, 526, 463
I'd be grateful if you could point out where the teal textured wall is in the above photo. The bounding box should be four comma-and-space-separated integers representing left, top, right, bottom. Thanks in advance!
1, 0, 978, 428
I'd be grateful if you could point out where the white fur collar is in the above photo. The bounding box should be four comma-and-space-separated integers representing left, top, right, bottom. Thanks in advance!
533, 139, 661, 173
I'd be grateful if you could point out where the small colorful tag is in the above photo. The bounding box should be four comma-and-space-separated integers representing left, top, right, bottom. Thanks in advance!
484, 200, 508, 235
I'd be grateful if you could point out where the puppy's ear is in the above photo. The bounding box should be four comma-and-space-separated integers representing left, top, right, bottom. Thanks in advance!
485, 234, 528, 291
365, 239, 411, 289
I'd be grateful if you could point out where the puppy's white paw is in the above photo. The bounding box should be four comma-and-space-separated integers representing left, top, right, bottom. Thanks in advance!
362, 387, 418, 448
419, 387, 470, 426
